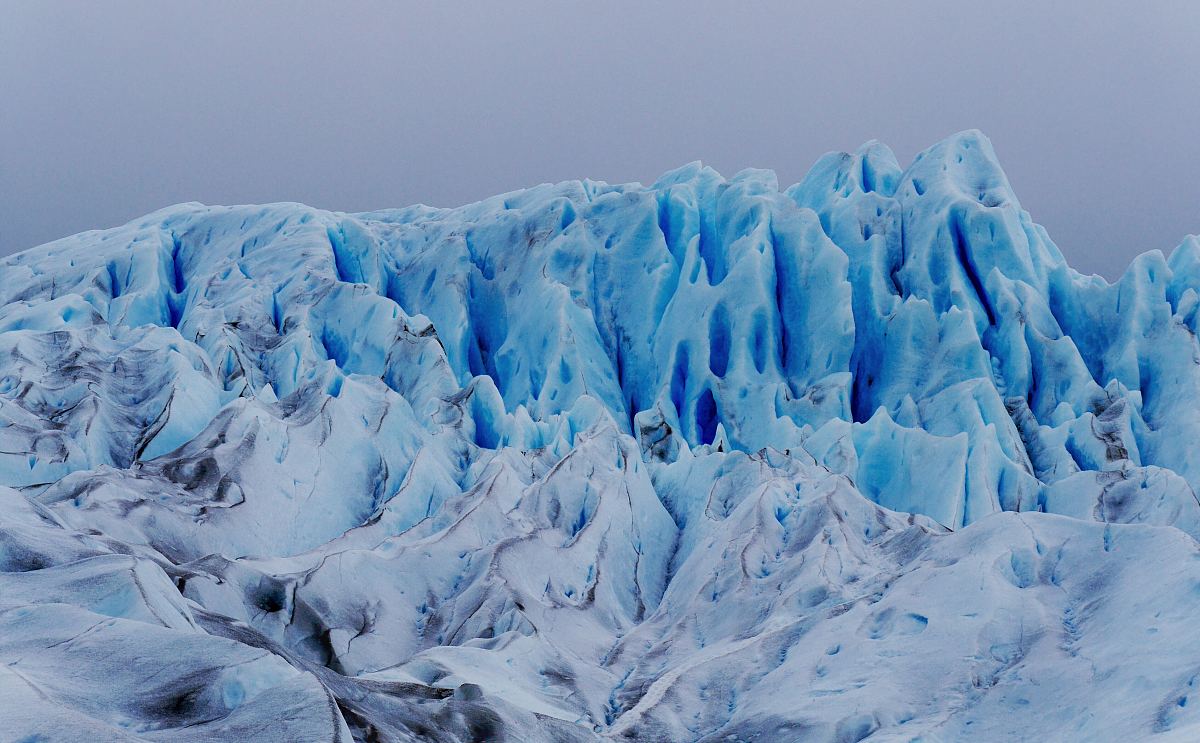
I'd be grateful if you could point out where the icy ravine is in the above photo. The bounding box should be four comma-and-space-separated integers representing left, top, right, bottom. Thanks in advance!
2, 131, 1200, 741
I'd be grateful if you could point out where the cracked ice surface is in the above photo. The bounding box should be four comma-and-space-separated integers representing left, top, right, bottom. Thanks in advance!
3, 131, 1200, 741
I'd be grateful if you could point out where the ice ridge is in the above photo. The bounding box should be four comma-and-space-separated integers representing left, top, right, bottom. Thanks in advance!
2, 131, 1200, 741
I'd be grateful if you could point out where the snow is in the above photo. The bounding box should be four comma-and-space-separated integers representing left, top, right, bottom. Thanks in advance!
1, 130, 1200, 740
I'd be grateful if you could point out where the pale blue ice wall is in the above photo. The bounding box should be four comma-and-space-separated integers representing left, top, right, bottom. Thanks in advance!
4, 131, 1199, 532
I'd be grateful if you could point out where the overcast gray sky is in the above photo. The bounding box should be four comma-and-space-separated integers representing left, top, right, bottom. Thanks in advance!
2, 1, 1198, 279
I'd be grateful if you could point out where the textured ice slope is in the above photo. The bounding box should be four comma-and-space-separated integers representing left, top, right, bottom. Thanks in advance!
3, 130, 1200, 741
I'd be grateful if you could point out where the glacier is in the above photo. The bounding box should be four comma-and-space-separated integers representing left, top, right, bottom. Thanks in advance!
2, 130, 1200, 741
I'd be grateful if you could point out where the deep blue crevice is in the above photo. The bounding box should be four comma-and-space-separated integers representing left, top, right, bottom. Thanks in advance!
950, 208, 996, 326
696, 387, 718, 445
669, 344, 690, 420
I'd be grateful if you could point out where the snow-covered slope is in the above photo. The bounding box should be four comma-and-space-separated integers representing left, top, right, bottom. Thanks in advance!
4, 130, 1200, 741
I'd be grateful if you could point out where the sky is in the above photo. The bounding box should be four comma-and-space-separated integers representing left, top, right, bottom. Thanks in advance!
2, 1, 1198, 280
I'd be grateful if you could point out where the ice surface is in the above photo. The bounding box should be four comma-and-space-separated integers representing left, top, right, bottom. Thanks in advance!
2, 131, 1200, 740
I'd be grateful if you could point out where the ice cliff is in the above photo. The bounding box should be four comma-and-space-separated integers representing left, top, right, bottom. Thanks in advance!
3, 130, 1200, 741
